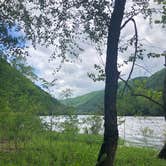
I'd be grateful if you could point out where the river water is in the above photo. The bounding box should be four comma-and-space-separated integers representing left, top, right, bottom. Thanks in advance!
41, 116, 166, 149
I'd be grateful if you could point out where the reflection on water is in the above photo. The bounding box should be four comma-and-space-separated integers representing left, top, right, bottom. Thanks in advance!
41, 116, 166, 149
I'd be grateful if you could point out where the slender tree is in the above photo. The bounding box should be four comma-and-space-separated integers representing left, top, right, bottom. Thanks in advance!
96, 1, 126, 165
158, 54, 166, 159
163, 55, 166, 119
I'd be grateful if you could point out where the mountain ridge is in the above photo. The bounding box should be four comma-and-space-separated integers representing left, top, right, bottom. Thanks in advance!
62, 69, 165, 116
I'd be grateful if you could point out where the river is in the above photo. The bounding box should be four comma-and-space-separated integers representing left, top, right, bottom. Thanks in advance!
41, 116, 166, 149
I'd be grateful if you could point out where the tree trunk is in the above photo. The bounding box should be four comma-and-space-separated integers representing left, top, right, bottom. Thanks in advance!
158, 61, 166, 159
163, 57, 166, 120
97, 1, 126, 166
158, 143, 166, 159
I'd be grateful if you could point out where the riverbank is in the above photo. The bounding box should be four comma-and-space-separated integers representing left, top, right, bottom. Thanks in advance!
0, 132, 165, 166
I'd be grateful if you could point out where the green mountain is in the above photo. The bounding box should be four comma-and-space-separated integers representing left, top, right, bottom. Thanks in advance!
62, 69, 165, 116
0, 58, 68, 115
63, 90, 104, 114
146, 69, 165, 90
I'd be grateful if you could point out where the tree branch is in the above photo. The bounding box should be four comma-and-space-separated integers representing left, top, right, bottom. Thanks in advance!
126, 19, 138, 83
119, 76, 132, 91
122, 18, 138, 94
119, 76, 164, 109
135, 63, 152, 75
133, 93, 164, 109
121, 16, 134, 30
121, 10, 140, 30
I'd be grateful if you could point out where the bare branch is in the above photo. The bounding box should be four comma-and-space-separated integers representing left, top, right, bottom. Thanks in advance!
122, 18, 138, 95
126, 19, 138, 82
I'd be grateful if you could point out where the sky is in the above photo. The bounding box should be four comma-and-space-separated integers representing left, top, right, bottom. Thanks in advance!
26, 1, 166, 99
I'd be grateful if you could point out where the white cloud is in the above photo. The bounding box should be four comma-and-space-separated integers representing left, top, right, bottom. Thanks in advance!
26, 2, 166, 98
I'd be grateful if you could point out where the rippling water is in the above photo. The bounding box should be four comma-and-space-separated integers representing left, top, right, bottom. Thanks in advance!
41, 116, 166, 149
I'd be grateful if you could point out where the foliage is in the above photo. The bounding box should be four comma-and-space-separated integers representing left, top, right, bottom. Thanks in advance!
140, 126, 154, 146
0, 0, 154, 65
0, 21, 27, 59
0, 0, 111, 63
10, 55, 38, 81
59, 88, 74, 100
154, 0, 166, 25
0, 111, 43, 150
82, 115, 103, 134
61, 115, 79, 136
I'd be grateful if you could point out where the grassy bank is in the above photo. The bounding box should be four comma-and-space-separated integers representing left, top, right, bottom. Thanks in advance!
0, 132, 165, 166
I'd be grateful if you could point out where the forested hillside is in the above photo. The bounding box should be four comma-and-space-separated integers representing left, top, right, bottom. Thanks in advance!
0, 57, 164, 116
0, 58, 68, 115
63, 69, 165, 116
